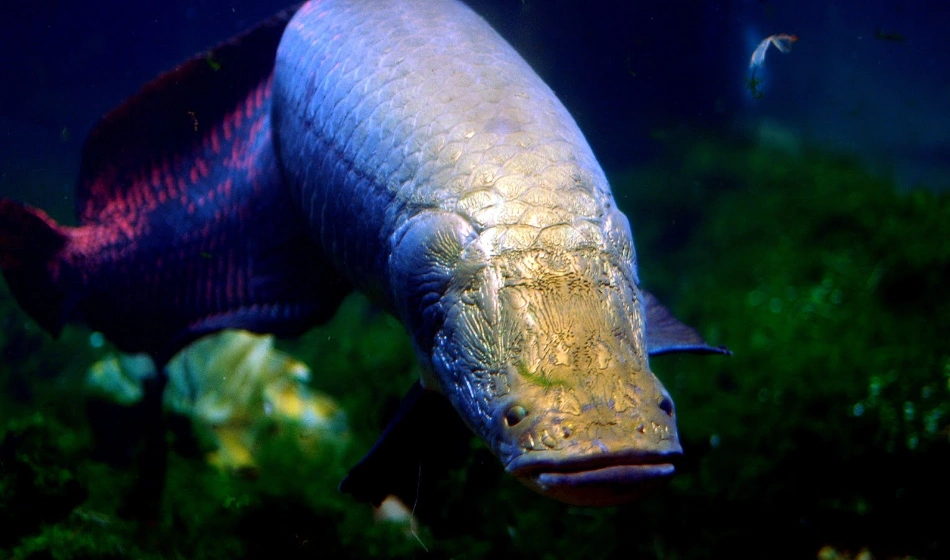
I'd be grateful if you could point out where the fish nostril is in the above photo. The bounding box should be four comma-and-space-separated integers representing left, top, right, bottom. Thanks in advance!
505, 405, 528, 427
659, 397, 674, 418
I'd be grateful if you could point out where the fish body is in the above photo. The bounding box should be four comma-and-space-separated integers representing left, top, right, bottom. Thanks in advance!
274, 0, 712, 506
0, 0, 725, 506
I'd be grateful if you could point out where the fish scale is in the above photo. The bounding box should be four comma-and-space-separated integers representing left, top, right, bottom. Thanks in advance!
274, 0, 616, 293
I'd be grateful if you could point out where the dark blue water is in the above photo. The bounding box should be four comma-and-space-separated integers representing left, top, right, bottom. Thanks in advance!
4, 1, 945, 213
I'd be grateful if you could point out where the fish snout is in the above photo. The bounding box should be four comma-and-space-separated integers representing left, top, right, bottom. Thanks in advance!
494, 383, 683, 506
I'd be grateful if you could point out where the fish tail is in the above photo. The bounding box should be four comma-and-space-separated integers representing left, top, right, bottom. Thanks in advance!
0, 198, 74, 335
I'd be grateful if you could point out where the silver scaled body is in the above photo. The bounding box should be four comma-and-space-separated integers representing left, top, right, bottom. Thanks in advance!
272, 0, 680, 505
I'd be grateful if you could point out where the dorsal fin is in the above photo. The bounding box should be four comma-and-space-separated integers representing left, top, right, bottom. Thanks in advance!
76, 6, 298, 222
8, 3, 352, 363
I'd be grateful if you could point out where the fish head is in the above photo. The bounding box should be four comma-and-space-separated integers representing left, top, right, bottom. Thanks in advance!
428, 247, 681, 506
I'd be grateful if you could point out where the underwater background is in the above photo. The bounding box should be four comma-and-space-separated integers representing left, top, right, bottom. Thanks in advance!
0, 0, 947, 558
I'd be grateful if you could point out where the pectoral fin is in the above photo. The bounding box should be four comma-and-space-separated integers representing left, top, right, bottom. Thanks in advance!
340, 382, 472, 507
643, 290, 731, 356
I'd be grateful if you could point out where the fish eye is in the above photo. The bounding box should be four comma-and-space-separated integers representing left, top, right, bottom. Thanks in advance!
505, 405, 528, 427
659, 396, 674, 418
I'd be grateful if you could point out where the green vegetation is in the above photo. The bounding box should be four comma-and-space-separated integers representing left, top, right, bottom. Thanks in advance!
1, 130, 947, 558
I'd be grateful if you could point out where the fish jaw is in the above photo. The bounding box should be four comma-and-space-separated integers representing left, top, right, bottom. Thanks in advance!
494, 354, 683, 507
424, 247, 683, 506
507, 450, 680, 507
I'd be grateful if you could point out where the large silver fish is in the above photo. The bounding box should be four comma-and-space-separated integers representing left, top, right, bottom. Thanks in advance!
0, 0, 726, 507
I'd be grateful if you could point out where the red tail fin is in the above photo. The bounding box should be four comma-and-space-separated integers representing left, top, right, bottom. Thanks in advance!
0, 199, 72, 336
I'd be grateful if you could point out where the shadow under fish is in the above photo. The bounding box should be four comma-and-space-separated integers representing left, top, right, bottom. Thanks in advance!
0, 0, 728, 513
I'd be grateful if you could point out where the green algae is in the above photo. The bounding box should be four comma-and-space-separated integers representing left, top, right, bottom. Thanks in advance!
0, 414, 88, 552
0, 130, 947, 558
616, 130, 949, 558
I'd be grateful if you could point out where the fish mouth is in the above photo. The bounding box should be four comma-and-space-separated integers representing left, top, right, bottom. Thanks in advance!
506, 449, 681, 507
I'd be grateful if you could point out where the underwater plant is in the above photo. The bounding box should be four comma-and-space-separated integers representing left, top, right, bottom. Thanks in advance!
87, 330, 349, 471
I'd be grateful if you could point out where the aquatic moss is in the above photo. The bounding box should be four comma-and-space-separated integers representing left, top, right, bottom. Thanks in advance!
0, 414, 88, 550
614, 130, 949, 558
